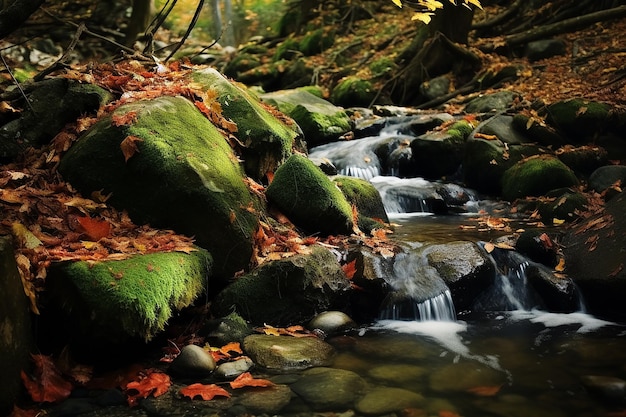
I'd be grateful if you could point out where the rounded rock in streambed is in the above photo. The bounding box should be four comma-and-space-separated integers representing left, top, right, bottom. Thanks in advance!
169, 344, 216, 377
214, 357, 254, 380
307, 311, 356, 337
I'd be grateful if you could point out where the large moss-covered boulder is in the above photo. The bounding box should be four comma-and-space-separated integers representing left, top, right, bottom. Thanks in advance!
0, 236, 33, 415
501, 155, 578, 201
546, 99, 612, 142
44, 249, 212, 345
58, 96, 258, 278
410, 129, 466, 179
190, 68, 303, 180
333, 175, 388, 233
266, 154, 354, 236
331, 76, 376, 108
211, 245, 351, 326
261, 88, 352, 147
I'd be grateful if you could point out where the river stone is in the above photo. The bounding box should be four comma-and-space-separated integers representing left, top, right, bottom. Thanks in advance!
307, 311, 356, 336
211, 245, 351, 326
169, 344, 216, 377
410, 130, 465, 179
266, 154, 354, 236
236, 384, 292, 414
214, 357, 254, 380
355, 386, 424, 415
546, 98, 611, 141
353, 333, 432, 362
367, 364, 427, 385
588, 165, 626, 193
429, 361, 506, 392
58, 95, 258, 279
290, 367, 366, 411
476, 115, 532, 145
464, 91, 519, 113
581, 375, 626, 404
501, 155, 578, 201
190, 67, 304, 181
261, 88, 352, 147
512, 113, 565, 147
525, 38, 566, 61
555, 145, 608, 177
0, 236, 33, 415
424, 241, 495, 311
333, 175, 389, 230
242, 334, 335, 371
419, 74, 451, 101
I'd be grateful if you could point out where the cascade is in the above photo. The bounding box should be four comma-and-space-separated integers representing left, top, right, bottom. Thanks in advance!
379, 289, 456, 321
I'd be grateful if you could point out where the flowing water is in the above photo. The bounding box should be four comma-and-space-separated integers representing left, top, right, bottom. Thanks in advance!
306, 118, 626, 416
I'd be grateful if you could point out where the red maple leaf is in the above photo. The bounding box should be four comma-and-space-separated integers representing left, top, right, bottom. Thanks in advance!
21, 354, 73, 403
342, 259, 357, 279
179, 383, 231, 401
229, 372, 274, 389
125, 370, 171, 407
75, 216, 111, 241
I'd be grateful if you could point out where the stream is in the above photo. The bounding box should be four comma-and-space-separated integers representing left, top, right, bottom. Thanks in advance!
304, 114, 626, 417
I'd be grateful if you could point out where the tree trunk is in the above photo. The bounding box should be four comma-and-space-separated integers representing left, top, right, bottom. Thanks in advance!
222, 0, 235, 46
210, 0, 223, 41
125, 0, 155, 46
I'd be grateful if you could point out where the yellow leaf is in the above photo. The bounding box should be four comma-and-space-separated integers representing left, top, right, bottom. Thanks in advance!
552, 218, 565, 225
392, 0, 402, 7
483, 242, 495, 253
554, 258, 566, 272
465, 0, 482, 9
12, 222, 42, 249
412, 12, 433, 23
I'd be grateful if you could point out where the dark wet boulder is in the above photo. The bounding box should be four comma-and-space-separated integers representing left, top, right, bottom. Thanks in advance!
261, 88, 352, 147
0, 236, 33, 415
477, 114, 533, 145
0, 78, 112, 161
512, 113, 566, 147
464, 90, 520, 113
524, 262, 580, 313
410, 130, 466, 179
524, 39, 566, 62
537, 188, 588, 223
563, 192, 626, 320
546, 99, 612, 142
588, 165, 626, 193
515, 230, 560, 268
424, 241, 495, 312
58, 95, 258, 279
266, 154, 354, 236
556, 145, 609, 177
211, 245, 351, 326
501, 155, 578, 201
191, 67, 304, 181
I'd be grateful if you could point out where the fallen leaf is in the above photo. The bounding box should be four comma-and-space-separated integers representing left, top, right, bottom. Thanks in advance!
554, 257, 566, 273
75, 216, 111, 241
120, 135, 143, 162
342, 259, 357, 279
111, 110, 138, 127
538, 232, 553, 250
609, 263, 624, 278
21, 354, 73, 403
483, 242, 495, 253
439, 411, 462, 417
179, 383, 230, 401
12, 222, 43, 249
466, 385, 502, 396
229, 372, 274, 389
125, 370, 171, 407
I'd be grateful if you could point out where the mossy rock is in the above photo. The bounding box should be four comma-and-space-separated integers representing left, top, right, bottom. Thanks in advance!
331, 76, 376, 108
191, 68, 303, 180
236, 60, 286, 90
446, 120, 474, 141
266, 154, 354, 236
261, 88, 352, 147
223, 53, 263, 78
58, 96, 258, 279
274, 37, 301, 61
369, 57, 395, 77
45, 249, 212, 343
512, 113, 565, 147
538, 188, 588, 223
555, 145, 608, 177
546, 99, 611, 141
299, 29, 334, 56
462, 138, 545, 196
212, 245, 351, 325
333, 175, 388, 233
501, 155, 579, 201
410, 130, 466, 179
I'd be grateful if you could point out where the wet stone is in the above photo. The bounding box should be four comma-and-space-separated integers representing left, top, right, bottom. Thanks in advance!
235, 383, 292, 415
581, 375, 626, 405
308, 311, 356, 336
290, 367, 366, 411
429, 361, 507, 393
355, 386, 424, 415
367, 363, 427, 385
243, 334, 335, 372
168, 344, 216, 378
213, 356, 254, 380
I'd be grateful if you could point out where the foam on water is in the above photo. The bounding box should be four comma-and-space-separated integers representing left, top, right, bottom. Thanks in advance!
509, 309, 617, 333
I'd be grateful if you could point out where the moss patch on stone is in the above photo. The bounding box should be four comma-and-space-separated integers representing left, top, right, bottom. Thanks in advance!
333, 176, 388, 224
501, 155, 579, 201
331, 76, 375, 108
546, 99, 611, 141
48, 249, 212, 341
266, 154, 354, 236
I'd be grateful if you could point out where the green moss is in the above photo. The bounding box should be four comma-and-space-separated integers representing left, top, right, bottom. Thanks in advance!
331, 76, 376, 108
369, 57, 395, 77
333, 176, 388, 222
446, 120, 474, 140
274, 37, 301, 61
266, 154, 354, 235
298, 86, 325, 98
53, 250, 212, 341
299, 29, 334, 56
501, 155, 579, 201
547, 99, 611, 140
191, 68, 301, 179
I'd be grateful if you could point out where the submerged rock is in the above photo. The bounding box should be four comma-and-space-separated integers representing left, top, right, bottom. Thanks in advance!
355, 386, 424, 415
290, 367, 366, 411
243, 334, 335, 371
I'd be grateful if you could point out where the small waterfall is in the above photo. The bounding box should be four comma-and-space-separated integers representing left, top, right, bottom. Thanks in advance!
376, 249, 456, 321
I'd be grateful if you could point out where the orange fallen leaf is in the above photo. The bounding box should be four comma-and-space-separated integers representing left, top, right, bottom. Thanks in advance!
220, 342, 243, 356
439, 410, 462, 417
21, 354, 73, 403
466, 384, 502, 396
120, 135, 143, 162
111, 110, 137, 127
342, 259, 357, 279
554, 257, 566, 272
75, 216, 111, 241
125, 370, 171, 407
483, 242, 495, 253
180, 383, 231, 401
229, 372, 274, 389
